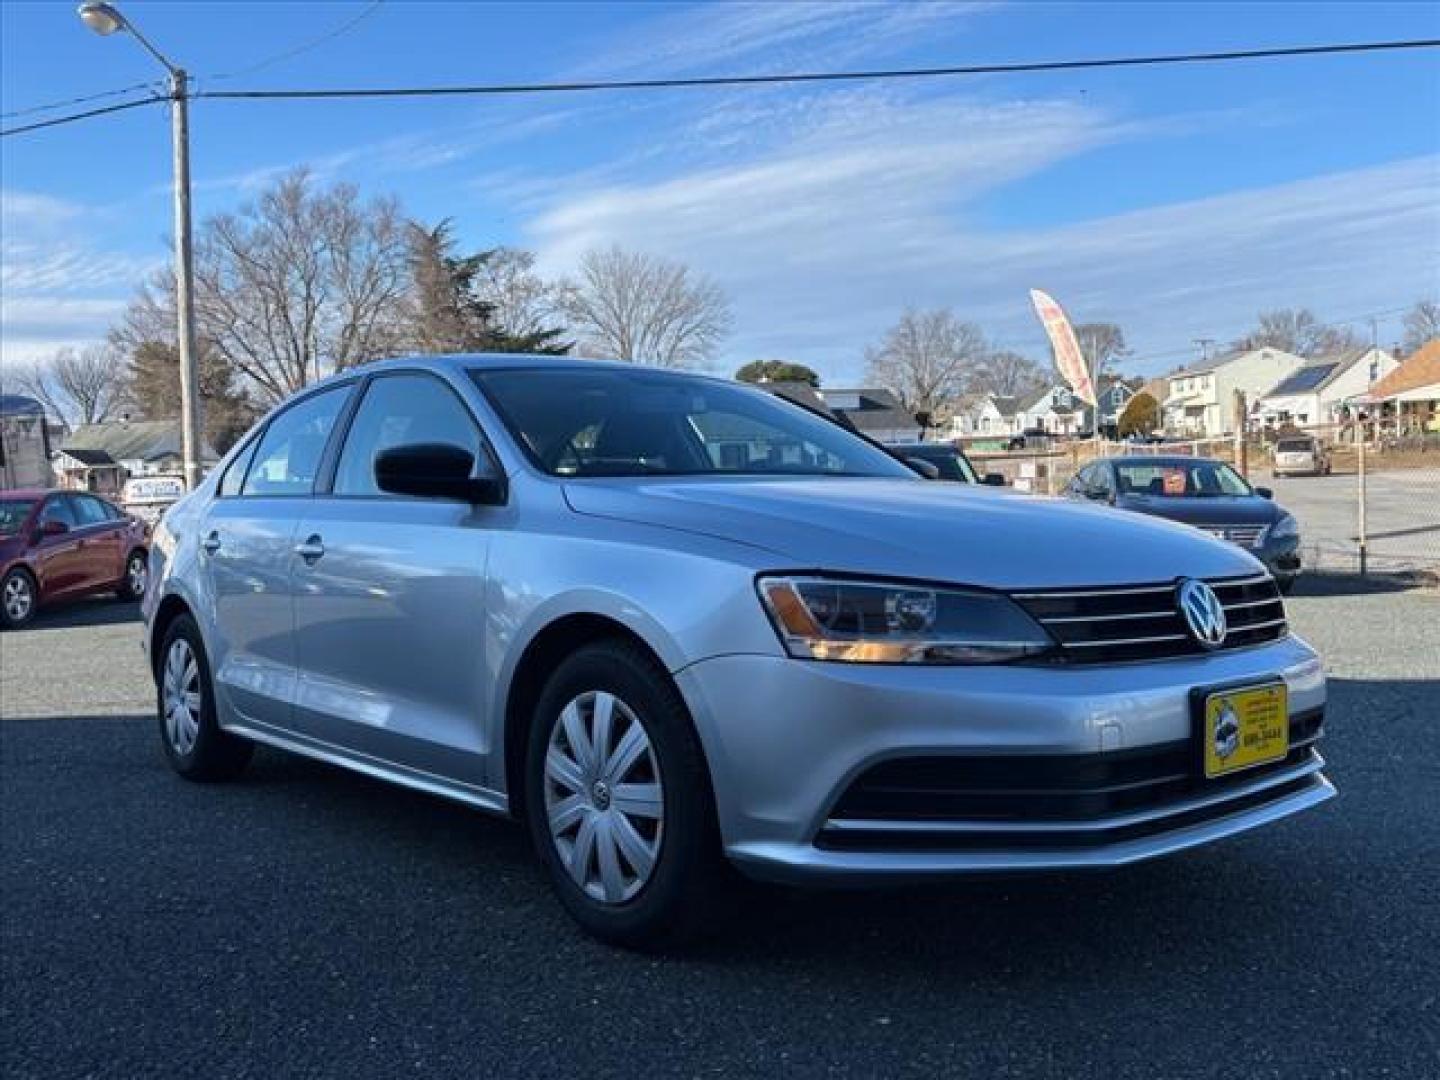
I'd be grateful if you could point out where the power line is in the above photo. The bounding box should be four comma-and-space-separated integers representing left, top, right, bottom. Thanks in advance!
0, 80, 160, 120
203, 0, 384, 83
0, 95, 167, 137
4, 36, 1435, 137
192, 38, 1440, 102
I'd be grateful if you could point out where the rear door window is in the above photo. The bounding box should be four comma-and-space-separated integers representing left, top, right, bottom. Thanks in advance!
242, 386, 350, 497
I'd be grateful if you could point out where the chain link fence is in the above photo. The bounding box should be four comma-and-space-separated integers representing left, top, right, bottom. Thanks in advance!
968, 427, 1440, 578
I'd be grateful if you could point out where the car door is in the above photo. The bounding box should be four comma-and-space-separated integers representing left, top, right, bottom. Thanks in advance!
290, 371, 495, 786
31, 495, 86, 597
68, 493, 123, 592
197, 383, 354, 732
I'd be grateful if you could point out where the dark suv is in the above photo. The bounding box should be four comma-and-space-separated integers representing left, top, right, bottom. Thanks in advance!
0, 489, 149, 628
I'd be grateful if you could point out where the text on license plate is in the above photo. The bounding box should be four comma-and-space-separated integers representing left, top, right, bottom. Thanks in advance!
1203, 683, 1289, 778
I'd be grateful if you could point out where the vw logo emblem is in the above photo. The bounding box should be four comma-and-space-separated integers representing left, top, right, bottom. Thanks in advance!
1178, 579, 1227, 648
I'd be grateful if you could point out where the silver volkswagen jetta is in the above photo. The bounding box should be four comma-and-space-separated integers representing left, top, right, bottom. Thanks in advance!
143, 355, 1332, 946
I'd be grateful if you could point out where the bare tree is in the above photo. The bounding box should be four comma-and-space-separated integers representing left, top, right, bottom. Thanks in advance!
558, 246, 731, 368
7, 345, 124, 427
1233, 308, 1359, 358
1073, 322, 1130, 381
1402, 299, 1440, 354
864, 308, 987, 420
474, 247, 566, 343
972, 349, 1047, 399
188, 169, 410, 404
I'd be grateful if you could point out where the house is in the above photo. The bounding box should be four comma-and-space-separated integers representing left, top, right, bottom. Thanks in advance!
58, 419, 219, 489
819, 388, 922, 443
1080, 378, 1137, 434
1163, 348, 1306, 436
1020, 385, 1085, 436
1, 393, 54, 489
1365, 339, 1440, 434
52, 446, 126, 495
1254, 347, 1398, 431
950, 394, 1022, 438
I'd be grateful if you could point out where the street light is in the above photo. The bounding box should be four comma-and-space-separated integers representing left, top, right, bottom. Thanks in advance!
77, 1, 202, 491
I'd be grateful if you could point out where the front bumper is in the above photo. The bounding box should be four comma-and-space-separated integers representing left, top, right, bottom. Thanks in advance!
1257, 534, 1302, 579
676, 635, 1330, 883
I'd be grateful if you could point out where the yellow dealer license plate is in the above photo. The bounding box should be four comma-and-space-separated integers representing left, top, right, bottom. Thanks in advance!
1202, 682, 1289, 779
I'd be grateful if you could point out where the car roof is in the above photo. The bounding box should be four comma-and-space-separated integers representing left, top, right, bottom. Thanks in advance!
1095, 456, 1231, 468
0, 488, 49, 500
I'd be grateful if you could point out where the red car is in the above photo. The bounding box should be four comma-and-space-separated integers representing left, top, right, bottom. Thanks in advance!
0, 489, 149, 629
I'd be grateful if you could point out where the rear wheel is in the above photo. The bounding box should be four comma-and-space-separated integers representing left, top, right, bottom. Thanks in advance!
524, 639, 724, 949
117, 549, 148, 602
1, 568, 37, 629
158, 614, 253, 781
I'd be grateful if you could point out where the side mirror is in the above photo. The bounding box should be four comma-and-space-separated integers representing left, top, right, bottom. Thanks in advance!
1084, 485, 1109, 502
905, 457, 941, 480
981, 473, 1006, 487
374, 442, 506, 505
38, 519, 70, 538
1255, 486, 1274, 499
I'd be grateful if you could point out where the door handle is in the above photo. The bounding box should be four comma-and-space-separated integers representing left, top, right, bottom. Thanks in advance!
295, 535, 325, 563
201, 531, 222, 555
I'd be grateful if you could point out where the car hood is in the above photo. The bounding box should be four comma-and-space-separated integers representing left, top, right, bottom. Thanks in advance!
0, 532, 25, 563
563, 477, 1261, 589
1114, 494, 1284, 527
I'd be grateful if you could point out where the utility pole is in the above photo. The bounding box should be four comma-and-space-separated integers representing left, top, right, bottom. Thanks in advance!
79, 2, 202, 491
1193, 338, 1215, 367
170, 68, 201, 491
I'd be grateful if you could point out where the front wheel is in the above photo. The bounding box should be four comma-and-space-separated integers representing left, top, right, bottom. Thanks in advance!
524, 639, 724, 949
157, 614, 253, 781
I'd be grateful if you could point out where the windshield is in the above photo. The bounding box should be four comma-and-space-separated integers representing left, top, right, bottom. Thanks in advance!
471, 367, 917, 479
1116, 460, 1253, 498
0, 498, 36, 536
905, 446, 980, 483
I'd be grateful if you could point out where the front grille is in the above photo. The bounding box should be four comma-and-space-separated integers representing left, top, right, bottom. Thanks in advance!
1014, 573, 1287, 664
819, 708, 1324, 852
1198, 523, 1267, 548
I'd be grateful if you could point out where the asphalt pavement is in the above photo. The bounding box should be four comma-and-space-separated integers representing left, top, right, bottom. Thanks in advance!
2, 578, 1438, 1079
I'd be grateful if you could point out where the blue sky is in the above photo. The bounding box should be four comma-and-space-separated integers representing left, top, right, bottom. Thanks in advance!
2, 0, 1438, 385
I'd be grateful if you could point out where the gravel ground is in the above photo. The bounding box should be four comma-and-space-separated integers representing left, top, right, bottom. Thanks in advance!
2, 578, 1437, 1078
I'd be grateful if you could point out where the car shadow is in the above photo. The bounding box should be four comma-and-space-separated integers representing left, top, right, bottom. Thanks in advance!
168, 671, 1426, 974
15, 597, 141, 630
1291, 570, 1431, 597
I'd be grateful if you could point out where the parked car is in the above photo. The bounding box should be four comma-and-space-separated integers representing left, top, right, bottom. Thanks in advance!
1063, 455, 1302, 591
144, 357, 1330, 947
121, 474, 188, 528
1272, 436, 1331, 477
0, 489, 149, 628
884, 442, 1006, 486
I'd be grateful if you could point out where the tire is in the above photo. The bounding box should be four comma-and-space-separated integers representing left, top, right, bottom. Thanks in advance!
1, 567, 38, 630
157, 614, 253, 781
117, 549, 148, 602
524, 638, 724, 950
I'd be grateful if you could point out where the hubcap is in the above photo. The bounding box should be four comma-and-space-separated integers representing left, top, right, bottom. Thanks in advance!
162, 638, 202, 754
543, 690, 663, 905
128, 555, 147, 596
3, 575, 31, 621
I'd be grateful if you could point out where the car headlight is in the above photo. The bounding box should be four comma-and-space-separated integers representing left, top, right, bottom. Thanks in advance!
757, 576, 1054, 664
1269, 513, 1300, 541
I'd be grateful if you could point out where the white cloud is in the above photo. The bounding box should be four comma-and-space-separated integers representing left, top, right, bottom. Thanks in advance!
572, 1, 997, 78
0, 188, 158, 368
518, 79, 1439, 382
